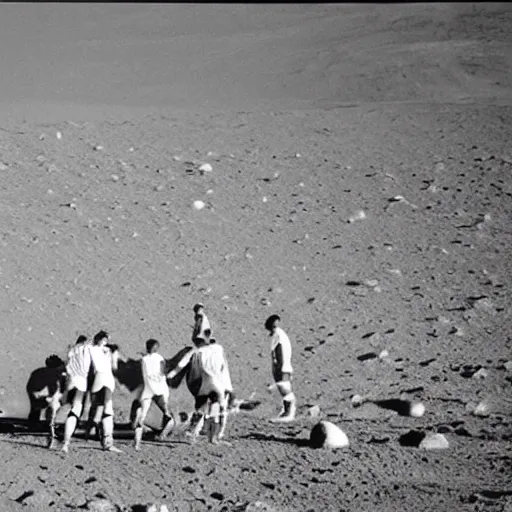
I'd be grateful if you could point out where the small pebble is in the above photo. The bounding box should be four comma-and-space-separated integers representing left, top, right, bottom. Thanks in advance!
198, 163, 213, 173
348, 210, 366, 223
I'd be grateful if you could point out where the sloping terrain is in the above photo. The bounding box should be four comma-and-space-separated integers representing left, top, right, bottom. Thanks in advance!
0, 3, 511, 512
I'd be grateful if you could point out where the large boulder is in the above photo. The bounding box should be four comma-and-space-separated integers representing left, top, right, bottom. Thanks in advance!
309, 421, 349, 449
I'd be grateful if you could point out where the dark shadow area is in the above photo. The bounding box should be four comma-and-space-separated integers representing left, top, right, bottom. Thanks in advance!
240, 431, 310, 448
398, 429, 426, 447
373, 399, 414, 416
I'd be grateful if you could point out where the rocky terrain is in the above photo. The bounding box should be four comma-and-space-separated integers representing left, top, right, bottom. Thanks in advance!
0, 3, 511, 511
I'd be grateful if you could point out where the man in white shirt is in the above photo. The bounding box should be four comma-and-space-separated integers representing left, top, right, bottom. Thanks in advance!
133, 339, 175, 451
167, 328, 232, 443
87, 330, 122, 453
61, 335, 91, 453
265, 314, 296, 422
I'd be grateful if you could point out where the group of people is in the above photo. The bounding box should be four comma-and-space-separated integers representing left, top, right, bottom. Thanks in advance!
58, 303, 296, 453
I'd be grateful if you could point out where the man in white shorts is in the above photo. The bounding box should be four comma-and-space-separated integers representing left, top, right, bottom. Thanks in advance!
133, 339, 176, 451
265, 314, 296, 422
61, 335, 91, 453
167, 328, 232, 443
88, 330, 122, 453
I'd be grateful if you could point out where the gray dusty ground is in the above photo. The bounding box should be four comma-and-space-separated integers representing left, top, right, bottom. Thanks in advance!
0, 4, 511, 512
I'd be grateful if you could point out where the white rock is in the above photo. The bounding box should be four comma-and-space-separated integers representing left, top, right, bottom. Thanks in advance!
56, 131, 62, 140
472, 402, 490, 417
351, 394, 365, 407
472, 368, 488, 379
198, 163, 213, 173
307, 405, 321, 418
379, 349, 389, 359
86, 499, 117, 512
504, 361, 512, 372
310, 421, 349, 449
0, 162, 7, 171
419, 433, 449, 450
409, 402, 425, 418
348, 210, 366, 223
193, 200, 205, 210
111, 174, 120, 182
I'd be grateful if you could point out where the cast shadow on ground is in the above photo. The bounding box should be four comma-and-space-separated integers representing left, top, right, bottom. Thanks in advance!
240, 431, 310, 447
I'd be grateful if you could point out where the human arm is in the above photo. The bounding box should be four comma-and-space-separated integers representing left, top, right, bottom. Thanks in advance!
166, 349, 194, 380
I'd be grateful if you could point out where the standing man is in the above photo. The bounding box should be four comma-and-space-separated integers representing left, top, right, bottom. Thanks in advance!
167, 328, 232, 443
265, 314, 296, 422
88, 330, 122, 453
61, 335, 91, 453
133, 339, 176, 451
192, 303, 211, 342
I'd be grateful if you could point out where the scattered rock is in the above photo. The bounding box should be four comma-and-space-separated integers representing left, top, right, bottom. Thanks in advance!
131, 505, 169, 512
419, 433, 449, 450
357, 352, 378, 362
472, 368, 488, 379
351, 394, 369, 407
379, 349, 389, 359
307, 405, 321, 418
193, 200, 205, 210
503, 361, 512, 372
472, 402, 490, 417
198, 163, 213, 173
348, 210, 366, 223
86, 498, 119, 512
309, 421, 349, 449
56, 131, 62, 140
0, 162, 8, 171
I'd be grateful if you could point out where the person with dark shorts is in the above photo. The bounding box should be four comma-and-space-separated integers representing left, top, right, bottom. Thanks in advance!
265, 314, 296, 422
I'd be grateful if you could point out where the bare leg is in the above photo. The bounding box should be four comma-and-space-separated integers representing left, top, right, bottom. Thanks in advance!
154, 395, 175, 440
271, 374, 296, 423
46, 393, 62, 449
61, 389, 85, 453
133, 398, 151, 451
